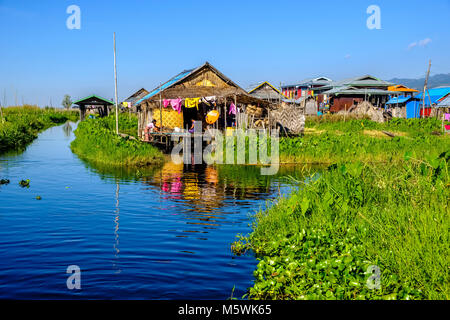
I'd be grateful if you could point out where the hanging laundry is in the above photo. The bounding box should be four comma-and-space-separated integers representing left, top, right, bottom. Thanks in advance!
163, 99, 170, 108
201, 96, 216, 104
170, 98, 183, 114
229, 102, 236, 115
185, 98, 200, 110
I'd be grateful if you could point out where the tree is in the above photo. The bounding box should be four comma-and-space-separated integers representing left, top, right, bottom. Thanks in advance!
62, 94, 72, 109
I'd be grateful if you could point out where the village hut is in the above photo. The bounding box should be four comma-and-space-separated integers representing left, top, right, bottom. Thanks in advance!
133, 62, 270, 140
247, 81, 287, 103
123, 88, 149, 109
73, 95, 114, 121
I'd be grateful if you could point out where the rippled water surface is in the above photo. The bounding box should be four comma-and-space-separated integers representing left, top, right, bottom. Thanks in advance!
0, 122, 304, 299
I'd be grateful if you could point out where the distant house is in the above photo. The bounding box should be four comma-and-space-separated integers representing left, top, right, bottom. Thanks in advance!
385, 96, 419, 118
387, 85, 419, 97
406, 87, 450, 118
318, 75, 395, 112
247, 81, 286, 102
281, 77, 332, 100
73, 95, 114, 120
123, 88, 149, 109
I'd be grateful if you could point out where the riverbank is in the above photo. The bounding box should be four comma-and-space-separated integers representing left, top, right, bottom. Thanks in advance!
70, 113, 165, 167
0, 105, 79, 154
232, 154, 449, 300
279, 117, 450, 164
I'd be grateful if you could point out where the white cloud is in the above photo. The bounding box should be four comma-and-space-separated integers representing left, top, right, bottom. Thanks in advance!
344, 54, 351, 59
418, 38, 432, 46
408, 42, 418, 50
408, 38, 432, 50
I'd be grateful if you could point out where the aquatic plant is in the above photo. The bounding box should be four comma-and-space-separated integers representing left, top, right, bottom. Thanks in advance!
70, 113, 164, 167
0, 105, 79, 154
233, 155, 449, 300
19, 179, 30, 188
279, 117, 450, 164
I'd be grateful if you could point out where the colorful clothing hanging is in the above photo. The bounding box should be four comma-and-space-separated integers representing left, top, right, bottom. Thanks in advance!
170, 98, 182, 114
201, 96, 216, 104
185, 98, 200, 110
229, 102, 236, 115
163, 98, 183, 113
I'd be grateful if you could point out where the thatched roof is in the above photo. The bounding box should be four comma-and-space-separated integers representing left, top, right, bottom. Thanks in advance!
247, 81, 287, 100
124, 88, 149, 102
135, 62, 269, 110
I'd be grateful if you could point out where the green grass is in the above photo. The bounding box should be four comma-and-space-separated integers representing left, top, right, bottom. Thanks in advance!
280, 117, 450, 164
70, 113, 164, 167
0, 105, 79, 154
232, 153, 449, 300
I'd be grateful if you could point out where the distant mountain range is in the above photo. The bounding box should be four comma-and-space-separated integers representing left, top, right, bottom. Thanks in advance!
387, 73, 450, 91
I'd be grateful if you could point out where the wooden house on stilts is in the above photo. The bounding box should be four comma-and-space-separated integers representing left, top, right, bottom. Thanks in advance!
133, 62, 270, 141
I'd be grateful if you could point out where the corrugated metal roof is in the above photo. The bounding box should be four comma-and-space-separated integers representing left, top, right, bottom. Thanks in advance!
318, 75, 393, 91
436, 94, 450, 107
282, 77, 332, 89
386, 96, 415, 104
134, 68, 195, 105
73, 95, 114, 105
322, 86, 397, 96
415, 87, 450, 105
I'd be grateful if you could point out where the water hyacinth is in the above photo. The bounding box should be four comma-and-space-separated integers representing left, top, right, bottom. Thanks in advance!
233, 154, 449, 300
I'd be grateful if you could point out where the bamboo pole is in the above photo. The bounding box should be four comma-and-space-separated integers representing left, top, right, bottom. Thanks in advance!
113, 32, 119, 135
234, 94, 237, 129
224, 97, 227, 130
422, 60, 431, 118
159, 82, 163, 131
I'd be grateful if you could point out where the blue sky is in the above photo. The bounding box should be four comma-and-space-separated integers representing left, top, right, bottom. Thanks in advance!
0, 0, 449, 107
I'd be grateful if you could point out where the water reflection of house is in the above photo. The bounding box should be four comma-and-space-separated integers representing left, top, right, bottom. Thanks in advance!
142, 163, 276, 213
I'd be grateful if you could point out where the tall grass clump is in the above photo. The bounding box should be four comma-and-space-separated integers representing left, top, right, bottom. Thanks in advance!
0, 105, 79, 153
70, 114, 164, 166
280, 117, 449, 164
232, 152, 449, 300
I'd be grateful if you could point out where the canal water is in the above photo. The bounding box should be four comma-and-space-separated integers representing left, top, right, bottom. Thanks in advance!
0, 122, 304, 299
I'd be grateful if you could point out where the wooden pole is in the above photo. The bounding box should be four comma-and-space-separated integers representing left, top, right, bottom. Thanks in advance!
224, 97, 227, 130
113, 32, 119, 135
422, 60, 431, 118
234, 94, 237, 129
159, 82, 162, 131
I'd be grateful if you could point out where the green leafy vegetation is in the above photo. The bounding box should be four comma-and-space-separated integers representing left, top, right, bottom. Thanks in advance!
0, 105, 79, 154
280, 117, 449, 164
19, 179, 30, 188
232, 153, 449, 300
70, 113, 164, 167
